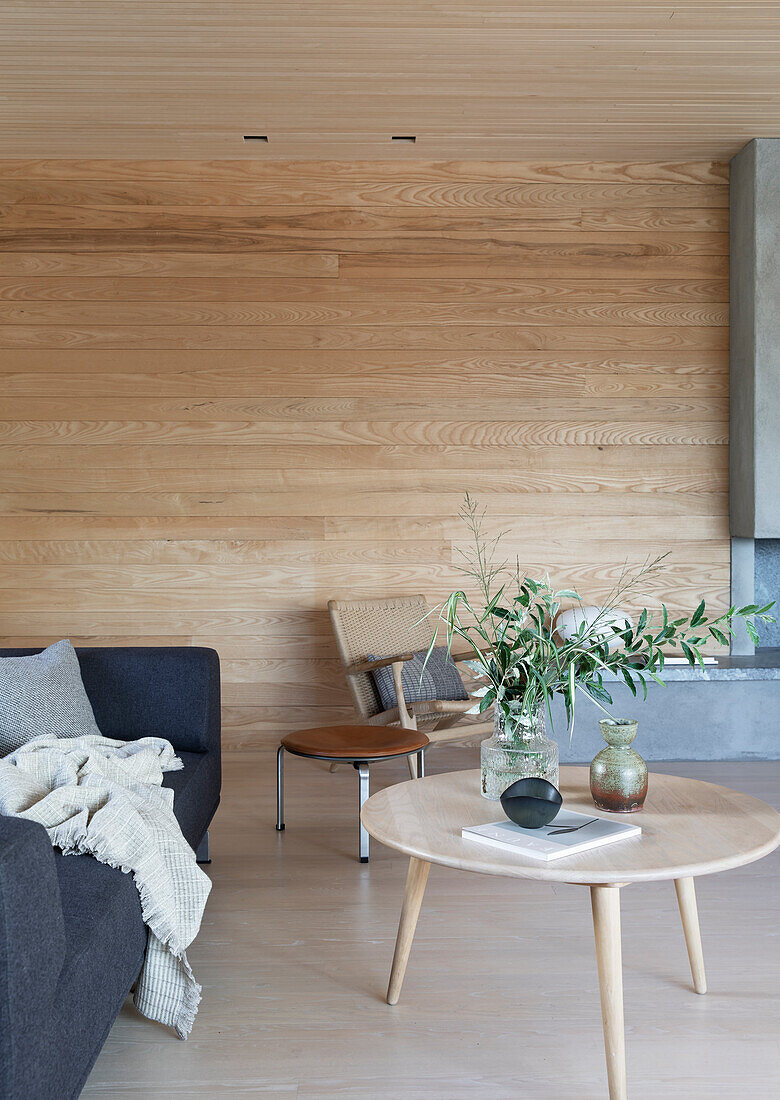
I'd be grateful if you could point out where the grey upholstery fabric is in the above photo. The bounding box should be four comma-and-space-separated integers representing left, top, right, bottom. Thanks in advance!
0, 640, 102, 757
0, 645, 221, 1100
368, 646, 468, 711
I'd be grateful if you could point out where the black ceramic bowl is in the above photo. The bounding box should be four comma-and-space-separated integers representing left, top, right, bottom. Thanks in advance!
500, 777, 563, 829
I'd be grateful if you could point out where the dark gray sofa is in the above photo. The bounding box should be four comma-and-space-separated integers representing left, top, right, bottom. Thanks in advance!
0, 646, 221, 1100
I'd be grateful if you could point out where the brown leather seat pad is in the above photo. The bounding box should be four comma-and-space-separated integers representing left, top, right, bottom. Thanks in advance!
281, 724, 429, 760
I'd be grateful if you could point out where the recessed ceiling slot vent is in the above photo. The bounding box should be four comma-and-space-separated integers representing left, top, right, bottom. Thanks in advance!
243, 135, 268, 142
392, 135, 416, 143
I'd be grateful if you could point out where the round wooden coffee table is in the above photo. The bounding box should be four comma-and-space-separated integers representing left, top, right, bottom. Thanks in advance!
276, 724, 429, 862
361, 767, 780, 1099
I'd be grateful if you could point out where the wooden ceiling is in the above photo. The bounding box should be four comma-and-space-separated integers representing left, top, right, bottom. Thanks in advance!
2, 2, 780, 160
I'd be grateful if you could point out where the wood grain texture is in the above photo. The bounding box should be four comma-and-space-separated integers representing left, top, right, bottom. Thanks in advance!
0, 161, 731, 184
0, 159, 729, 745
361, 767, 780, 885
0, 275, 729, 303
675, 876, 708, 995
591, 885, 628, 1100
364, 762, 780, 1098
76, 755, 780, 1099
3, 0, 780, 164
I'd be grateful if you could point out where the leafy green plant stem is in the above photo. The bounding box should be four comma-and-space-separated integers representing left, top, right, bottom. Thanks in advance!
424, 496, 775, 742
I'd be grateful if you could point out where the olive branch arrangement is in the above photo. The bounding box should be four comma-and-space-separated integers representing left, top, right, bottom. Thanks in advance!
424, 496, 774, 740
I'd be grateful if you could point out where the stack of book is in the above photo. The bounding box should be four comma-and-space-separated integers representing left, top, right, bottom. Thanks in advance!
462, 809, 641, 862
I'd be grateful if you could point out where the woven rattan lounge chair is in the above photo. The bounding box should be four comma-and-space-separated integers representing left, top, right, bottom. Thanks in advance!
328, 595, 493, 774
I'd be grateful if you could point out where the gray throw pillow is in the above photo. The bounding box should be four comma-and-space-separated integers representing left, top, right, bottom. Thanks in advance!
368, 646, 468, 712
0, 640, 103, 757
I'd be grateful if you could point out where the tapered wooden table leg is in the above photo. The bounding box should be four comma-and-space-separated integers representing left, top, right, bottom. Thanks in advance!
674, 876, 707, 994
590, 885, 627, 1100
386, 857, 430, 1005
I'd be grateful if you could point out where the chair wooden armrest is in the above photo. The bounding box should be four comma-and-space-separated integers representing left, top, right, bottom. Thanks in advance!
346, 653, 416, 676
387, 694, 480, 731
348, 651, 489, 731
348, 646, 488, 675
346, 653, 417, 729
422, 698, 476, 714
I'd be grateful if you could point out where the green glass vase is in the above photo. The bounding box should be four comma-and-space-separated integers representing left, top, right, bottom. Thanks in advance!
480, 703, 559, 800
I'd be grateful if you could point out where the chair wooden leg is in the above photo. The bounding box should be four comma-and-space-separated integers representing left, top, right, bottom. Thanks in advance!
590, 885, 627, 1100
386, 857, 430, 1005
675, 876, 707, 994
399, 704, 419, 778
406, 746, 426, 778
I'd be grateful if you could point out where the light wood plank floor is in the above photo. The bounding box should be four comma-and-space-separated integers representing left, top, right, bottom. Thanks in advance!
83, 750, 780, 1099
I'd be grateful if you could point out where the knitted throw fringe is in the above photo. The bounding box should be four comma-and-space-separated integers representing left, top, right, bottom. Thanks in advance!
0, 734, 212, 1039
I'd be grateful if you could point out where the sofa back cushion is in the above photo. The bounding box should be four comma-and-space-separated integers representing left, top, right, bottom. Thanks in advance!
0, 640, 102, 757
0, 647, 220, 754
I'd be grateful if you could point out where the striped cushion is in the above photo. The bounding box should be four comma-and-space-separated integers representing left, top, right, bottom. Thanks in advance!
0, 640, 102, 756
368, 646, 468, 712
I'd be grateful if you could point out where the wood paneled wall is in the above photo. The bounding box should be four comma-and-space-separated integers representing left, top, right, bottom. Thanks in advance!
0, 159, 730, 749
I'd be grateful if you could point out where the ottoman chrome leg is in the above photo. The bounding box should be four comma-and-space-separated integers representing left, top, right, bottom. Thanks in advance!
357, 762, 370, 863
276, 745, 285, 831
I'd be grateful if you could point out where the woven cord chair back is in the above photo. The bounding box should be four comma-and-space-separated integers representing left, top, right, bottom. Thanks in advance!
328, 595, 435, 720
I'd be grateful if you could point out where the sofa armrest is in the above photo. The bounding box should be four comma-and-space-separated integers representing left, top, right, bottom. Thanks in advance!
0, 816, 66, 1096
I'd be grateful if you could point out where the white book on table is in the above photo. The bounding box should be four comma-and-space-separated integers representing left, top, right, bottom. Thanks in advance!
462, 808, 641, 862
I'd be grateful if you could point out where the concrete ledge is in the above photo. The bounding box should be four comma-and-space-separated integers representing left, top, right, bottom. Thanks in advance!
640, 650, 780, 682
552, 665, 780, 763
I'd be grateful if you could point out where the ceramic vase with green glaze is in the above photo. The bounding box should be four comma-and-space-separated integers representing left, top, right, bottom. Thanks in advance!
590, 718, 648, 813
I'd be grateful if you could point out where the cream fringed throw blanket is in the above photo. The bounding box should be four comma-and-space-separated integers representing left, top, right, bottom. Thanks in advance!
0, 734, 211, 1039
